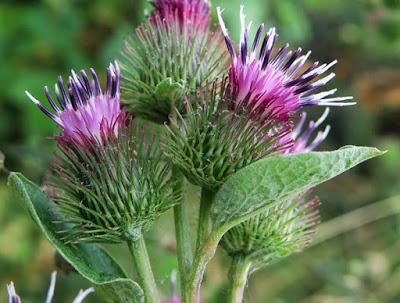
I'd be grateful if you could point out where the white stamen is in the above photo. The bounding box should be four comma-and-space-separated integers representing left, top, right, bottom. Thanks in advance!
72, 288, 95, 303
292, 112, 307, 139
319, 97, 356, 106
266, 27, 276, 51
7, 282, 20, 303
25, 90, 41, 105
315, 107, 330, 127
240, 5, 246, 45
312, 72, 336, 87
288, 51, 311, 77
45, 271, 57, 303
217, 7, 229, 37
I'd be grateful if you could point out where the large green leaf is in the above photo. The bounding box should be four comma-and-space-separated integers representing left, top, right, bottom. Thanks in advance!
8, 172, 144, 303
211, 146, 385, 229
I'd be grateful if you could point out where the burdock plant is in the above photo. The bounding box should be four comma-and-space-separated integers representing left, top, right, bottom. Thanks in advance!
6, 1, 384, 303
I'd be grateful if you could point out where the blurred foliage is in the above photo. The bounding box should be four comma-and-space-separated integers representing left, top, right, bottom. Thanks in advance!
1, 0, 400, 302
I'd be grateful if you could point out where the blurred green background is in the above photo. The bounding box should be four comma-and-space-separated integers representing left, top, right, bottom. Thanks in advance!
1, 0, 400, 302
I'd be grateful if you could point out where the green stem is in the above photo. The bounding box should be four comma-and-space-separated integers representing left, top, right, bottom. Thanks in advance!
188, 200, 283, 303
127, 237, 160, 303
227, 256, 252, 303
172, 167, 193, 302
196, 189, 214, 250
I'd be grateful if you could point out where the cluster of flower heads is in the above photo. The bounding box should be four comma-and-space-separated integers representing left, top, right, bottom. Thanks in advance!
23, 0, 355, 294
7, 272, 93, 303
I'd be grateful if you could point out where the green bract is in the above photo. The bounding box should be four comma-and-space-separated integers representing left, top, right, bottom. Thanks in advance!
51, 123, 179, 244
164, 81, 291, 190
120, 14, 228, 123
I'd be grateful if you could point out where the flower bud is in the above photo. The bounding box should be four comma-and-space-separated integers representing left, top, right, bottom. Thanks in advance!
221, 192, 320, 269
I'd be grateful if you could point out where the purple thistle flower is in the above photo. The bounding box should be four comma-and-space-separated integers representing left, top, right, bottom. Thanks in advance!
7, 272, 93, 303
217, 6, 355, 122
285, 108, 331, 154
150, 0, 210, 32
25, 63, 125, 144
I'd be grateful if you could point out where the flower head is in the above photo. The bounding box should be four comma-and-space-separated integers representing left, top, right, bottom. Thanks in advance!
165, 80, 291, 190
121, 2, 227, 123
217, 6, 355, 122
25, 63, 124, 143
150, 0, 210, 32
52, 122, 179, 244
221, 191, 320, 270
7, 272, 93, 303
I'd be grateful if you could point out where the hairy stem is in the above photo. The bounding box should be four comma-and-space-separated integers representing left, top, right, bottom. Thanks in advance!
172, 167, 193, 302
188, 200, 283, 303
127, 237, 160, 303
196, 189, 214, 250
227, 256, 252, 303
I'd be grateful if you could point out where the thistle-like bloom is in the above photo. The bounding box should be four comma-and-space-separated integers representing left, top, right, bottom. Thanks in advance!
150, 0, 210, 33
7, 272, 93, 303
121, 0, 227, 123
25, 63, 124, 143
165, 80, 291, 190
217, 6, 355, 122
52, 122, 179, 243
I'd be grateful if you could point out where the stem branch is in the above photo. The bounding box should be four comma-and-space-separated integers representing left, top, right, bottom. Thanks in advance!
196, 189, 214, 250
227, 256, 252, 303
172, 167, 193, 302
127, 237, 160, 303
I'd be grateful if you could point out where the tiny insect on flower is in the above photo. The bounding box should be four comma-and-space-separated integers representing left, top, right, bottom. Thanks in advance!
217, 6, 355, 122
7, 272, 93, 303
25, 63, 125, 144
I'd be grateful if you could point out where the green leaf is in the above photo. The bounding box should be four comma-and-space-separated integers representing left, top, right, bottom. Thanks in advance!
211, 146, 385, 229
7, 172, 144, 303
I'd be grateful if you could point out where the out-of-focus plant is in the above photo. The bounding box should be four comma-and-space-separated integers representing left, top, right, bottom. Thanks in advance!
7, 271, 94, 303
4, 1, 384, 303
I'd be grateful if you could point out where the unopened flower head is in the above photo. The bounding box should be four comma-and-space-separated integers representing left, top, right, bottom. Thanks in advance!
7, 271, 93, 303
217, 6, 355, 122
150, 0, 210, 33
221, 191, 320, 269
25, 63, 124, 144
121, 1, 227, 123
